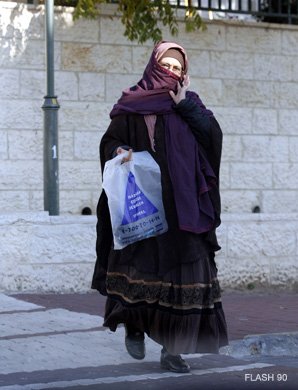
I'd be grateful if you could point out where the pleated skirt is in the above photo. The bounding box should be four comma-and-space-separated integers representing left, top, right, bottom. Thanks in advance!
103, 234, 228, 355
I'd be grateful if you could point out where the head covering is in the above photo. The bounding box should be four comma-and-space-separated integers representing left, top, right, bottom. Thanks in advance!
110, 41, 217, 235
159, 48, 185, 70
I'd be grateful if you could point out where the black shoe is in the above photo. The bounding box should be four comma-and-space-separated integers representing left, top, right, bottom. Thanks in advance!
124, 324, 145, 360
160, 347, 190, 373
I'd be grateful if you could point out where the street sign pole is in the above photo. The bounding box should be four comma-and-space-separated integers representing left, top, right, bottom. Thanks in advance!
42, 0, 60, 215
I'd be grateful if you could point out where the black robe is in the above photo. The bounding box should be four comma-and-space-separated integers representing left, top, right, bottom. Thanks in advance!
91, 98, 228, 354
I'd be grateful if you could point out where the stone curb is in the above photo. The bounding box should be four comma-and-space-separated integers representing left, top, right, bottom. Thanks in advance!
220, 332, 298, 358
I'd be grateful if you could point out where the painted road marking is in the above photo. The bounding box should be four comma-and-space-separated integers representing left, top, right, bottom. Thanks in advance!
0, 363, 274, 389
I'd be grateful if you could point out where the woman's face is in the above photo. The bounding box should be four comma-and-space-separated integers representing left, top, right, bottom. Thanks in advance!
158, 57, 183, 77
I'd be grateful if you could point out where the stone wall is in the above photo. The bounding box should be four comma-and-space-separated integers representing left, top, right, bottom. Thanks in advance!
1, 2, 298, 215
0, 212, 95, 292
0, 212, 297, 292
1, 2, 298, 292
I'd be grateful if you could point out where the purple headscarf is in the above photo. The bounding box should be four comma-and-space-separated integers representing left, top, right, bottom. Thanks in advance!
110, 41, 217, 234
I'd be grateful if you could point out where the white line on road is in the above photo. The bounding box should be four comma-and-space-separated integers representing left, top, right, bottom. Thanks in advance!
0, 363, 274, 389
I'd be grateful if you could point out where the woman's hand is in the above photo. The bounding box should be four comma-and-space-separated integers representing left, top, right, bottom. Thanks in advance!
116, 147, 133, 163
169, 75, 190, 105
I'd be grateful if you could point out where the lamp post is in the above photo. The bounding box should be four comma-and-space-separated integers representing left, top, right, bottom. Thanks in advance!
42, 0, 60, 215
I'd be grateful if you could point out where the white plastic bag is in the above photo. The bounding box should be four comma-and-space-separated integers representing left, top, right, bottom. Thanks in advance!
102, 151, 168, 249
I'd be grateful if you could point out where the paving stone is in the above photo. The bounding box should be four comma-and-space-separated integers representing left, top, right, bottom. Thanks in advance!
0, 294, 43, 313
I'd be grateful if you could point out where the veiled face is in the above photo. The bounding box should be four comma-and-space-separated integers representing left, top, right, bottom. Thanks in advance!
158, 57, 183, 77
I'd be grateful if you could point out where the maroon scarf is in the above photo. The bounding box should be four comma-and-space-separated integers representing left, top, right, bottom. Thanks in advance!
110, 41, 216, 234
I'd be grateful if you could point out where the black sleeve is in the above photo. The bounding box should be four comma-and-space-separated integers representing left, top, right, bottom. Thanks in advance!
174, 97, 212, 149
99, 115, 132, 172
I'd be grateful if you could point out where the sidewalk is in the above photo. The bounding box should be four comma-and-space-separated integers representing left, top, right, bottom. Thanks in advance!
10, 290, 298, 342
0, 290, 297, 389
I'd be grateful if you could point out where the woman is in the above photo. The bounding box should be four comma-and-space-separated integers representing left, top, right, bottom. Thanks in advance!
92, 41, 228, 373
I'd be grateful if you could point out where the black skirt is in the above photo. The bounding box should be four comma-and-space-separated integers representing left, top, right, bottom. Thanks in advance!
103, 232, 228, 355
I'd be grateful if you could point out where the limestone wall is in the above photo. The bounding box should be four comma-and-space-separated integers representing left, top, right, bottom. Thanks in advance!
0, 212, 297, 292
1, 2, 298, 215
1, 2, 298, 292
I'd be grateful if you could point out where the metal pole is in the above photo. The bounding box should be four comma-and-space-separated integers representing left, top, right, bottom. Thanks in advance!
42, 0, 60, 215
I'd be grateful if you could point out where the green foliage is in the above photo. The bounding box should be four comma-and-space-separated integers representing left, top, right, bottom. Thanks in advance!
58, 0, 206, 44
72, 0, 105, 19
118, 0, 178, 44
184, 6, 206, 33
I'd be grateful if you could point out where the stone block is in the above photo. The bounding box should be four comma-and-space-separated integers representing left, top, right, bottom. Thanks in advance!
252, 109, 278, 134
226, 26, 281, 54
222, 135, 242, 162
292, 57, 298, 81
100, 16, 130, 45
0, 224, 30, 262
215, 107, 252, 135
59, 102, 111, 131
132, 46, 154, 74
56, 72, 79, 100
227, 221, 296, 258
217, 255, 271, 289
59, 190, 95, 215
254, 54, 292, 81
190, 78, 222, 106
0, 5, 22, 39
74, 131, 101, 160
0, 38, 45, 68
289, 137, 298, 162
0, 130, 8, 159
28, 222, 96, 264
179, 23, 226, 51
106, 74, 140, 103
59, 160, 99, 190
55, 11, 100, 43
2, 262, 95, 292
59, 131, 74, 160
210, 51, 253, 79
8, 130, 43, 160
0, 160, 43, 190
0, 3, 44, 40
262, 190, 298, 213
21, 70, 76, 99
270, 257, 298, 287
222, 80, 279, 108
273, 163, 298, 189
219, 163, 230, 190
78, 73, 105, 101
230, 163, 272, 189
279, 109, 298, 135
0, 191, 29, 211
0, 69, 19, 98
0, 99, 42, 130
29, 191, 43, 212
187, 50, 210, 78
0, 211, 50, 225
279, 82, 298, 109
281, 29, 298, 55
221, 190, 261, 213
242, 135, 288, 162
61, 43, 132, 73
20, 70, 44, 99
